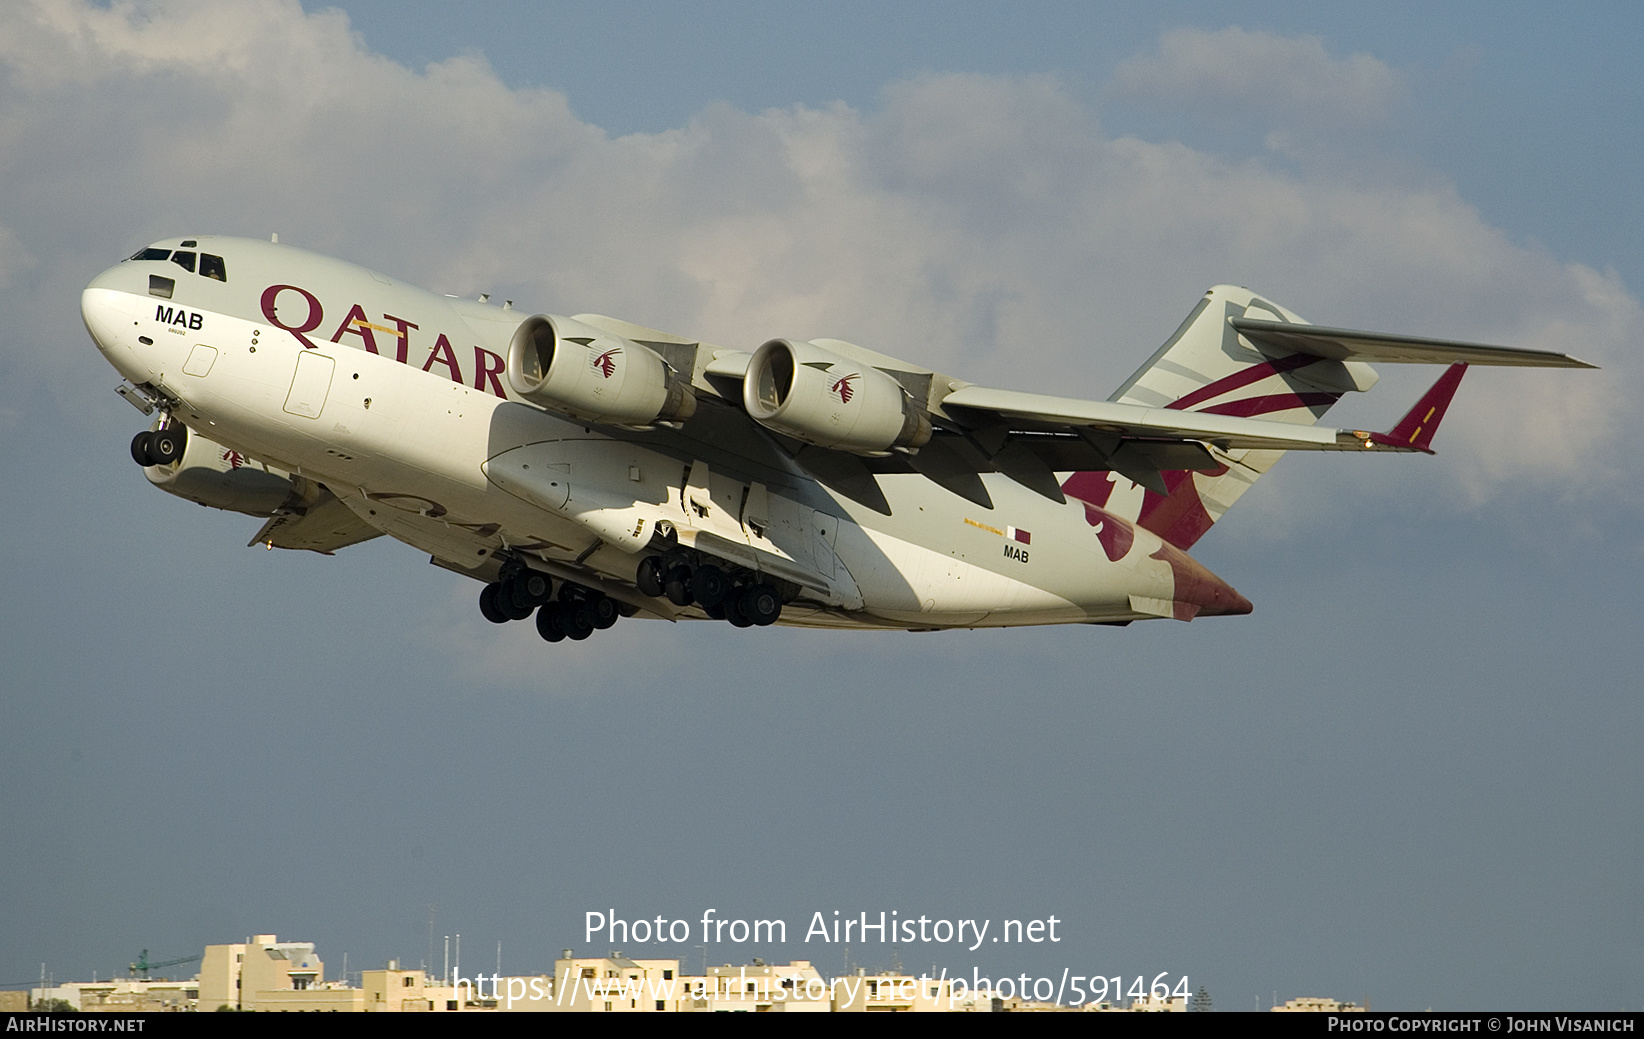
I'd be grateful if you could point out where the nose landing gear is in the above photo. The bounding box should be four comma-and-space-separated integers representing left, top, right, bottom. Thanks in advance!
129, 422, 187, 468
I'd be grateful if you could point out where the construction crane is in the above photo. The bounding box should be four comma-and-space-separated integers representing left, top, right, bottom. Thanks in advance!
128, 950, 200, 979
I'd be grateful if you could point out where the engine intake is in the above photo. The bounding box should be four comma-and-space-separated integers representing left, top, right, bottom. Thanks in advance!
507, 314, 696, 426
742, 339, 931, 455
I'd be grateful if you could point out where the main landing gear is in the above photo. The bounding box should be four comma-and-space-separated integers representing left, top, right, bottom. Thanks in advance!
634, 552, 783, 627
478, 568, 637, 644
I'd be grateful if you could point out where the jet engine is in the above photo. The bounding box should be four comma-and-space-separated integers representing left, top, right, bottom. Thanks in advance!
507, 314, 696, 426
142, 426, 294, 516
742, 339, 931, 455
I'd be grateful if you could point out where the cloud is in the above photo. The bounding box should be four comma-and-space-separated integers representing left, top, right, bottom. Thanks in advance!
2, 1, 1633, 540
1111, 26, 1405, 131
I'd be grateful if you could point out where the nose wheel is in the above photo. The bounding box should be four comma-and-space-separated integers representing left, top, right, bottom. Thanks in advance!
129, 424, 187, 468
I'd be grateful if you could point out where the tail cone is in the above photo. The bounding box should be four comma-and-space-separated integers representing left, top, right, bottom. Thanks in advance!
1150, 542, 1253, 620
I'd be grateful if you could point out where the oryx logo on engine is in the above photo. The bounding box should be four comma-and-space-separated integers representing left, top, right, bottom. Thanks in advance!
831, 372, 859, 404
592, 348, 621, 379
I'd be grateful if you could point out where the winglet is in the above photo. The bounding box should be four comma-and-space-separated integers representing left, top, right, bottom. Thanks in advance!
1376, 362, 1467, 454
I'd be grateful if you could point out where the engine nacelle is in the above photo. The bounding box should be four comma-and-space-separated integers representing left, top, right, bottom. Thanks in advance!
742, 339, 931, 454
507, 314, 696, 426
144, 427, 294, 516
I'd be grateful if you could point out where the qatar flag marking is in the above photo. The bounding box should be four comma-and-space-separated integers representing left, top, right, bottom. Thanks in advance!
964, 517, 1032, 545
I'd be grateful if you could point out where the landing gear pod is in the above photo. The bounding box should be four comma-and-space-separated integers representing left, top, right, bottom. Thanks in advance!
742, 339, 931, 455
140, 425, 293, 516
507, 314, 696, 426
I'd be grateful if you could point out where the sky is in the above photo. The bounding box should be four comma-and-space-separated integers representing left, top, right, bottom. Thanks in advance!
1, 0, 1639, 1011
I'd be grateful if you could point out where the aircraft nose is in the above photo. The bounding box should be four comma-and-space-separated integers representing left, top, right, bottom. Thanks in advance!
82, 267, 150, 383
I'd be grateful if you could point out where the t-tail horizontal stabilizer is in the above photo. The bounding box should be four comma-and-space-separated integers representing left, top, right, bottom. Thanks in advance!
1230, 318, 1598, 369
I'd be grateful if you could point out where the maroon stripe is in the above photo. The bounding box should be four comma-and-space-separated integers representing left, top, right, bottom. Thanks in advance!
1199, 391, 1342, 418
1167, 352, 1320, 411
1137, 470, 1216, 549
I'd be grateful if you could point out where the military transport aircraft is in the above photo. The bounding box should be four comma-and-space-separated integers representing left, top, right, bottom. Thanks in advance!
82, 236, 1592, 641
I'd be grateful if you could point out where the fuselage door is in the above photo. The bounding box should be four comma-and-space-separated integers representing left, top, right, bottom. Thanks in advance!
284, 351, 335, 419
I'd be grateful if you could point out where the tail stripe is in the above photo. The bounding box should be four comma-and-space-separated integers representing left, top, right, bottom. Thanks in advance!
1166, 351, 1322, 411
1076, 286, 1373, 551
1198, 391, 1342, 419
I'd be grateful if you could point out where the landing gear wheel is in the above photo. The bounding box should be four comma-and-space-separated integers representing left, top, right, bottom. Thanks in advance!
562, 600, 595, 640
690, 564, 730, 608
636, 556, 666, 597
479, 583, 509, 624
664, 566, 694, 607
614, 601, 640, 618
704, 602, 727, 621
148, 425, 185, 465
510, 570, 552, 610
535, 603, 566, 642
130, 431, 156, 468
729, 588, 752, 628
497, 579, 534, 621
742, 583, 782, 626
589, 595, 620, 630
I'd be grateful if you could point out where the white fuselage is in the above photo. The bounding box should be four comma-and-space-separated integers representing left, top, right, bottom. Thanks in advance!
83, 236, 1245, 630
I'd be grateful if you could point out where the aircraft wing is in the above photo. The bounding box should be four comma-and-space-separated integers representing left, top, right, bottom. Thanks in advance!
940, 386, 1353, 452
941, 315, 1593, 461
899, 364, 1468, 502
678, 305, 1594, 514
939, 378, 1482, 456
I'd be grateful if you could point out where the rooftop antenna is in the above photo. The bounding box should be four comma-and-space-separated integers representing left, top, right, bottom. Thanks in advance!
427, 904, 438, 984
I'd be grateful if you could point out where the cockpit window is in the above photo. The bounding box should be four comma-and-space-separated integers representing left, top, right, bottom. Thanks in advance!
130, 248, 170, 261
170, 250, 197, 273
149, 275, 175, 299
200, 253, 227, 282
